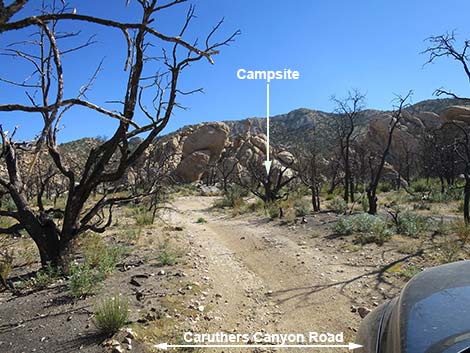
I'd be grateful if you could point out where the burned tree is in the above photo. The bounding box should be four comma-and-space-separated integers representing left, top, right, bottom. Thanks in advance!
419, 126, 457, 193
238, 158, 297, 204
292, 125, 325, 212
330, 90, 366, 203
0, 0, 238, 268
366, 92, 412, 214
215, 149, 240, 194
436, 121, 470, 223
423, 31, 470, 222
423, 32, 470, 102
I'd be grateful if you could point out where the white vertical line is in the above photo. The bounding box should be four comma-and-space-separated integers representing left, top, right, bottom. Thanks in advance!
266, 82, 270, 162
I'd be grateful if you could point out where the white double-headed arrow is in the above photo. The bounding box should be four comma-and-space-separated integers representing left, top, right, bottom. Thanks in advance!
155, 342, 363, 350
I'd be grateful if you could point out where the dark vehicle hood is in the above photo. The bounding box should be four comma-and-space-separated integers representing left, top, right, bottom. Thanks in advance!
388, 260, 470, 353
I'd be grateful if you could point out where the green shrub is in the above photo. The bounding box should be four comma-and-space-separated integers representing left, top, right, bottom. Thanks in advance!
94, 294, 129, 335
325, 193, 334, 201
353, 213, 380, 233
328, 197, 347, 214
0, 249, 14, 287
243, 199, 264, 213
34, 263, 61, 289
82, 234, 125, 273
396, 212, 430, 238
213, 185, 247, 209
334, 217, 355, 236
378, 182, 393, 193
334, 213, 393, 245
196, 217, 207, 224
125, 204, 154, 225
125, 227, 142, 244
428, 191, 458, 203
135, 211, 154, 226
156, 240, 178, 267
293, 198, 310, 217
355, 221, 392, 245
361, 195, 369, 213
265, 202, 281, 219
69, 263, 104, 298
411, 179, 432, 193
445, 187, 463, 202
68, 235, 125, 298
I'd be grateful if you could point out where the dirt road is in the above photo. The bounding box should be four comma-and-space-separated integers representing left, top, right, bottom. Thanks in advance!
163, 196, 387, 352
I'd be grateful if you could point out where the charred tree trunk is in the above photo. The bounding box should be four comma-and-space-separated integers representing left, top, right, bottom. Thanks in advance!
17, 211, 62, 266
328, 172, 338, 194
310, 186, 320, 212
464, 174, 470, 224
343, 153, 350, 203
366, 92, 411, 214
367, 189, 378, 215
349, 177, 355, 203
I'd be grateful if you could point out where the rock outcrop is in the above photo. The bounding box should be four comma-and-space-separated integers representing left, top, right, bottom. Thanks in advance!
161, 122, 230, 182
149, 99, 470, 186
440, 105, 470, 123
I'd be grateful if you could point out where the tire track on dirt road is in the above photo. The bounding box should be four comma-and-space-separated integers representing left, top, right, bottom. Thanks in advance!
166, 196, 365, 352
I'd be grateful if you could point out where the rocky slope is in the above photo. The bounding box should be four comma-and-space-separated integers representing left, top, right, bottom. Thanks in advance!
35, 98, 470, 185
158, 98, 470, 183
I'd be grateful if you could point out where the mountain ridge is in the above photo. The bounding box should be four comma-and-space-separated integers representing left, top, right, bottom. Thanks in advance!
60, 97, 470, 149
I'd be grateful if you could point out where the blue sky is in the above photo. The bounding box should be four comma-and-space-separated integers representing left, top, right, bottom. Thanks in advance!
1, 0, 470, 142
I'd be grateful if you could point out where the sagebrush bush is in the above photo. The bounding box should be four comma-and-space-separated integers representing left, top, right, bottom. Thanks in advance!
429, 190, 461, 203
265, 202, 281, 219
214, 185, 247, 209
293, 198, 310, 217
355, 221, 392, 245
411, 179, 432, 193
94, 294, 129, 335
334, 213, 393, 245
396, 212, 430, 238
328, 197, 347, 214
244, 199, 264, 213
